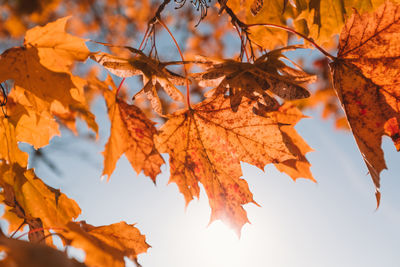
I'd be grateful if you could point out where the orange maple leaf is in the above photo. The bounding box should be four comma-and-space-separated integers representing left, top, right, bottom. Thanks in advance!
4, 91, 60, 149
0, 16, 97, 143
0, 229, 86, 267
64, 221, 149, 267
0, 163, 81, 232
23, 16, 90, 73
331, 1, 400, 205
155, 95, 312, 234
102, 78, 164, 181
0, 107, 29, 166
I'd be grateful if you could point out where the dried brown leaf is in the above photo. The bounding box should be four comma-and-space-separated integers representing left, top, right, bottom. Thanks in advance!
193, 47, 313, 112
91, 51, 186, 114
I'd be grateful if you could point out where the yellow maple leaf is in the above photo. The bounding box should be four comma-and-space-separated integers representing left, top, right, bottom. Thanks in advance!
227, 0, 294, 49
293, 0, 388, 48
155, 95, 312, 234
0, 112, 28, 167
0, 47, 84, 112
0, 16, 97, 140
5, 90, 60, 149
24, 16, 90, 73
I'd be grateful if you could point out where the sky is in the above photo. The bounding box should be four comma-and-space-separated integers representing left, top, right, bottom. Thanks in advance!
2, 15, 400, 267
23, 94, 400, 267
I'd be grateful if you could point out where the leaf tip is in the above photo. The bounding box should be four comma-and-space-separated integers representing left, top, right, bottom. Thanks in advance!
375, 189, 381, 210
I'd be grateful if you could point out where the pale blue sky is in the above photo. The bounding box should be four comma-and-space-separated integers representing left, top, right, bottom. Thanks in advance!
21, 87, 400, 267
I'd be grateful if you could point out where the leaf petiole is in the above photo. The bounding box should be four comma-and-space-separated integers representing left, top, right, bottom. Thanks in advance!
158, 18, 191, 109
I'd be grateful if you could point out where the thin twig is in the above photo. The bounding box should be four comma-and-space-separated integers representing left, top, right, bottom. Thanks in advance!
218, 0, 255, 60
115, 25, 151, 97
10, 220, 26, 238
149, 0, 172, 25
247, 23, 336, 60
116, 0, 172, 97
217, 0, 336, 60
158, 19, 191, 109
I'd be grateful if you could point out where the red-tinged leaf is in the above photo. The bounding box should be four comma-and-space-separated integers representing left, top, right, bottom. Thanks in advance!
331, 1, 400, 205
102, 82, 164, 182
155, 95, 312, 234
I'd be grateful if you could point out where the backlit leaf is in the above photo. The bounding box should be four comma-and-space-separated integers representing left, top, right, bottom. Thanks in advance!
227, 0, 295, 49
0, 110, 29, 167
0, 163, 81, 234
331, 1, 400, 204
0, 229, 87, 267
24, 16, 90, 72
102, 78, 164, 181
64, 221, 149, 267
294, 0, 387, 47
155, 95, 312, 234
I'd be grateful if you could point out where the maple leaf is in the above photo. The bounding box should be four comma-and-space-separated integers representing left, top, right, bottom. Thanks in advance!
0, 47, 86, 119
0, 163, 81, 238
192, 47, 313, 111
296, 57, 349, 130
261, 103, 315, 181
24, 16, 90, 73
90, 51, 185, 114
0, 193, 25, 235
331, 1, 400, 205
4, 91, 60, 149
102, 77, 164, 181
64, 221, 149, 267
0, 16, 97, 142
0, 229, 87, 267
0, 110, 29, 166
293, 0, 385, 47
155, 95, 312, 234
0, 15, 90, 106
227, 0, 296, 49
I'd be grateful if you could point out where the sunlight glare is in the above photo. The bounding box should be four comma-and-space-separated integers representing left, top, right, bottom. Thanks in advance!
196, 221, 245, 267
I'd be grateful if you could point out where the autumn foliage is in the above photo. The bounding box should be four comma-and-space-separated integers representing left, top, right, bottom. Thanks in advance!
1, 0, 400, 265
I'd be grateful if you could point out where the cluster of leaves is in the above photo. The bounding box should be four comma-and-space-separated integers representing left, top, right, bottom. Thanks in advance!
1, 0, 400, 266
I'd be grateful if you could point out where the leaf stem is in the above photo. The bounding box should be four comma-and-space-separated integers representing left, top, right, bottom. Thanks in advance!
158, 19, 191, 109
246, 23, 336, 60
233, 24, 250, 62
10, 220, 26, 238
